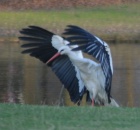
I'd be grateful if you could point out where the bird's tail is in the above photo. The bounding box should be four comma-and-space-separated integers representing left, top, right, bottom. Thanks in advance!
109, 97, 119, 107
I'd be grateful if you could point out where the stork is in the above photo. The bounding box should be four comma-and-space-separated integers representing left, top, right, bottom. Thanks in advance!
19, 25, 119, 107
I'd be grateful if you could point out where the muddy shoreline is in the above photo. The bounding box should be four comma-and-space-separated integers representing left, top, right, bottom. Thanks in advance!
0, 29, 139, 43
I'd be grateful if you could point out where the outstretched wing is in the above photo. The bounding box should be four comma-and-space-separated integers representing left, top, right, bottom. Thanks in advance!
19, 26, 87, 104
19, 26, 57, 64
63, 25, 113, 102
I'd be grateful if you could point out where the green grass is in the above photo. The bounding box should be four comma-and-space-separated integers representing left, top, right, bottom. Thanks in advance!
0, 3, 139, 41
0, 104, 140, 130
0, 4, 139, 27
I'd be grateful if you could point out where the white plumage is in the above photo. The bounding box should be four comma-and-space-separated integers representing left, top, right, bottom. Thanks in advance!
19, 25, 119, 107
50, 36, 118, 107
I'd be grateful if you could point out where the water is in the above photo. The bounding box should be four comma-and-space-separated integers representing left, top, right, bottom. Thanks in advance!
111, 43, 140, 107
0, 41, 140, 107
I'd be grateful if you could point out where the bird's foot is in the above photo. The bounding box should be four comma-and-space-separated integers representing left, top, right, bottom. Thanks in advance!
92, 99, 94, 107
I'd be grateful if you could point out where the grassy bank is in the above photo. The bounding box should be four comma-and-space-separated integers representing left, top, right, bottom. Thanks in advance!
0, 104, 140, 130
0, 3, 139, 42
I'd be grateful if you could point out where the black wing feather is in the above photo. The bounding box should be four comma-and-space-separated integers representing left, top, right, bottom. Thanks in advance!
19, 36, 47, 42
19, 26, 86, 104
63, 25, 113, 102
52, 56, 85, 103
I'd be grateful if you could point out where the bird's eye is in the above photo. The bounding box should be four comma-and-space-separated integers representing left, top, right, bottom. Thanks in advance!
60, 49, 64, 52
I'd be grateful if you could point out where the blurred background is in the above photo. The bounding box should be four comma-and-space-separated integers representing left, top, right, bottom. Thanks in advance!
0, 0, 139, 107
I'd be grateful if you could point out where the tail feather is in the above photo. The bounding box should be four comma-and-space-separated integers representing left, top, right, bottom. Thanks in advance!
109, 98, 119, 107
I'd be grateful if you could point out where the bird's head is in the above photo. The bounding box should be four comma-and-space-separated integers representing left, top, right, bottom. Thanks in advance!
46, 45, 71, 64
58, 46, 71, 55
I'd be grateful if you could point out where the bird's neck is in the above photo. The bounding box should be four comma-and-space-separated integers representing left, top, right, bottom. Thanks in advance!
67, 51, 83, 62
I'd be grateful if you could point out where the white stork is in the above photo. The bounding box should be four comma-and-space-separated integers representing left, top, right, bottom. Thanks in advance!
19, 25, 119, 107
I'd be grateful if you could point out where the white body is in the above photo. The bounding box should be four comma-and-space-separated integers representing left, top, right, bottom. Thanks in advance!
65, 48, 108, 105
52, 35, 119, 107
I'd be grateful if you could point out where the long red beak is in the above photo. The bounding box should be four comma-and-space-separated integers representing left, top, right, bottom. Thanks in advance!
46, 52, 61, 64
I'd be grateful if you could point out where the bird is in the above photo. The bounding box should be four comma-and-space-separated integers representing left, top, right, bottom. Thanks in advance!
19, 26, 88, 105
19, 25, 119, 107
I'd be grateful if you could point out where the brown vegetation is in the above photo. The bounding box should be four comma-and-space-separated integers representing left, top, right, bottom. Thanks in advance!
0, 0, 139, 10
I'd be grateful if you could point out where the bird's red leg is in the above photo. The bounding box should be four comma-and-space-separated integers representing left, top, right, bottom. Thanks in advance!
92, 99, 94, 106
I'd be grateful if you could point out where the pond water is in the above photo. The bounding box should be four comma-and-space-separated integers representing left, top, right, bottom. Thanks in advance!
0, 40, 140, 107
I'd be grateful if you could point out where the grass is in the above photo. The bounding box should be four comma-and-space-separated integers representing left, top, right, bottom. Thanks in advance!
0, 3, 139, 42
0, 104, 140, 130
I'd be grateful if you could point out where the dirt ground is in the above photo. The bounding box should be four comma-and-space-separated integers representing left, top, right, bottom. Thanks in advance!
0, 0, 139, 10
